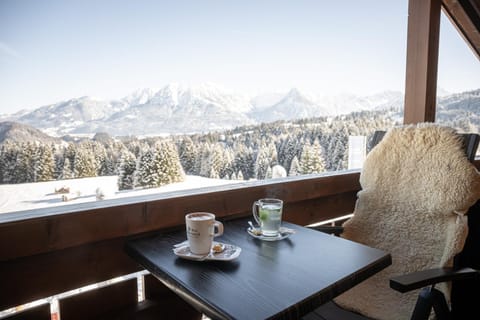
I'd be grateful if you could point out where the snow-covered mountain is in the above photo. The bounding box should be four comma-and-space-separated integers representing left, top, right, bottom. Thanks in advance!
250, 88, 332, 122
437, 88, 480, 112
16, 96, 130, 137
122, 88, 158, 106
0, 83, 441, 137
436, 89, 480, 127
0, 121, 63, 145
0, 85, 478, 138
82, 83, 255, 136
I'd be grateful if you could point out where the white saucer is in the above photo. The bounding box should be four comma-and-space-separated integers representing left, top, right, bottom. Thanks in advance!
247, 227, 292, 241
173, 242, 241, 261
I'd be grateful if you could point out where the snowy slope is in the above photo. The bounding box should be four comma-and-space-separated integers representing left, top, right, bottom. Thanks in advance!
0, 175, 243, 215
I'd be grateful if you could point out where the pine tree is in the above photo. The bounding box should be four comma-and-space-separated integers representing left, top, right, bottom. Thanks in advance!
134, 142, 184, 188
234, 145, 255, 180
36, 145, 55, 182
156, 141, 185, 185
0, 143, 18, 183
64, 143, 76, 170
198, 143, 212, 177
254, 145, 270, 180
300, 139, 326, 174
237, 170, 244, 181
74, 145, 97, 178
220, 147, 235, 179
52, 146, 63, 180
135, 148, 156, 188
267, 141, 278, 166
206, 144, 226, 179
289, 156, 300, 176
13, 143, 34, 183
311, 139, 326, 173
209, 167, 220, 179
178, 137, 197, 174
30, 144, 42, 182
105, 149, 117, 175
265, 166, 273, 179
329, 127, 348, 171
118, 150, 137, 190
278, 137, 302, 173
94, 144, 110, 176
0, 146, 5, 183
62, 158, 74, 180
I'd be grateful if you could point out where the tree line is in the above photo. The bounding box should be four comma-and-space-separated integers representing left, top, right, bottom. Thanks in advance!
0, 110, 398, 190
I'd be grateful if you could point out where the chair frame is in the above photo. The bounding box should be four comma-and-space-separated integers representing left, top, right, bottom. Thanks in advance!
308, 130, 480, 320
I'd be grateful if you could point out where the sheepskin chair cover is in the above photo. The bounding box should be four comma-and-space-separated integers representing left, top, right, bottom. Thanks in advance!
334, 124, 480, 320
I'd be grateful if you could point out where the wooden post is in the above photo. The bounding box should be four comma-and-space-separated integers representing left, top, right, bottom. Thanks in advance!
442, 0, 480, 61
404, 0, 442, 124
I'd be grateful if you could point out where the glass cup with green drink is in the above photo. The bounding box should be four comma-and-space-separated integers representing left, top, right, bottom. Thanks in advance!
252, 198, 283, 236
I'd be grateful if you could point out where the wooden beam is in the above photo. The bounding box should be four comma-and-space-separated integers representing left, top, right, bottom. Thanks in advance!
59, 279, 138, 320
0, 172, 360, 261
0, 238, 141, 310
442, 0, 480, 61
404, 0, 442, 124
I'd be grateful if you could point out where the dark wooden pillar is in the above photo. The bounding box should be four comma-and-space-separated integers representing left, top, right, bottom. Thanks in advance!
442, 0, 480, 61
404, 0, 442, 124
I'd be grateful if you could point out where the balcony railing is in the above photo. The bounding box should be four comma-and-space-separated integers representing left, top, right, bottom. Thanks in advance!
0, 170, 362, 319
1, 158, 478, 320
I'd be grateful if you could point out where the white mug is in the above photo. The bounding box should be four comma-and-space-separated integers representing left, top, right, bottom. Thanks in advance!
185, 212, 224, 255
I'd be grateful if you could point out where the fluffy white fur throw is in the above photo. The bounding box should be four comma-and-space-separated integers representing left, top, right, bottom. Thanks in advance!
334, 124, 480, 320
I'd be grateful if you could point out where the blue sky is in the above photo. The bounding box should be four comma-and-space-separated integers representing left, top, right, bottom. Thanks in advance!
0, 0, 479, 114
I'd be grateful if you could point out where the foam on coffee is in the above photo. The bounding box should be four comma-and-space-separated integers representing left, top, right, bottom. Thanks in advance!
188, 213, 212, 221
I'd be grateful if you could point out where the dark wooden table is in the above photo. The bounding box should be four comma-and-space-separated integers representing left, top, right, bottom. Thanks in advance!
125, 217, 391, 320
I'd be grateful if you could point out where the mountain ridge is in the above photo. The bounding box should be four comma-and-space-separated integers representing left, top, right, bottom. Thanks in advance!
1, 84, 478, 137
0, 121, 63, 145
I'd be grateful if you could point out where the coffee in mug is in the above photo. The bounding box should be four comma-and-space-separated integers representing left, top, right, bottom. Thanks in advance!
185, 212, 224, 255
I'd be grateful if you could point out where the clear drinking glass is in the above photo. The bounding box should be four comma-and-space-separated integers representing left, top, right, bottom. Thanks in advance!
252, 198, 283, 236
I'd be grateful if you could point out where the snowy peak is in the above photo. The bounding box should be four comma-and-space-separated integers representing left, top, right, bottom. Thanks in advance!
2, 83, 406, 137
9, 82, 471, 137
146, 83, 253, 114
68, 83, 256, 136
122, 88, 158, 106
281, 88, 313, 105
20, 96, 126, 123
147, 84, 180, 106
250, 92, 284, 110
274, 88, 327, 116
250, 88, 331, 123
16, 96, 129, 136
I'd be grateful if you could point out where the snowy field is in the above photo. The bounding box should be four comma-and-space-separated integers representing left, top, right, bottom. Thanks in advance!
0, 175, 243, 215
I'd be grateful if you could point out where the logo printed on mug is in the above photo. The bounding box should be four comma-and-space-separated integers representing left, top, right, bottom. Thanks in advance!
187, 226, 200, 237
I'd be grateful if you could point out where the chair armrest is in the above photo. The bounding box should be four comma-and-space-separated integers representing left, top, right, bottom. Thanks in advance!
307, 225, 344, 236
390, 267, 478, 293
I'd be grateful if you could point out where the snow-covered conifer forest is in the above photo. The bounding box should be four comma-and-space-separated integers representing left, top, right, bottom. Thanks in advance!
0, 111, 398, 190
